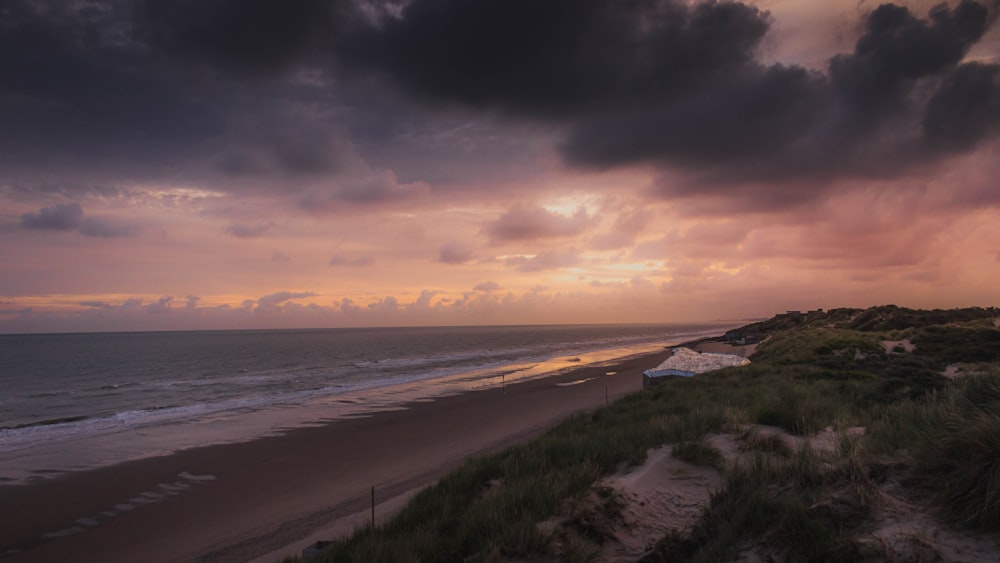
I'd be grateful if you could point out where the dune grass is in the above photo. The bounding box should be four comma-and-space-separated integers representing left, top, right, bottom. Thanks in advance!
865, 368, 1000, 531
642, 446, 872, 563
739, 427, 792, 458
672, 437, 725, 470
307, 366, 878, 561
301, 309, 1000, 562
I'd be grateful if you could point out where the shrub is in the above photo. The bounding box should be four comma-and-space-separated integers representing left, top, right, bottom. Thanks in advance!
672, 438, 726, 470
911, 413, 1000, 531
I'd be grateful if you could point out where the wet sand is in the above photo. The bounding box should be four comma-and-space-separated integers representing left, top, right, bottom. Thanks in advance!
0, 348, 673, 562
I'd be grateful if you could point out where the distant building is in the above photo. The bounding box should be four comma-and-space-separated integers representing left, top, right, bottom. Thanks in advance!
724, 330, 762, 345
777, 310, 803, 318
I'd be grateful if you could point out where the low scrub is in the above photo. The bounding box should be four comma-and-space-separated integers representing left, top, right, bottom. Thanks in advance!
643, 446, 870, 562
302, 309, 1000, 562
912, 413, 1000, 531
672, 438, 725, 470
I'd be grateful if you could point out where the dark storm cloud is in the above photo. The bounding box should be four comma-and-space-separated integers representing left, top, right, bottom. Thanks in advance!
78, 217, 143, 238
214, 128, 356, 179
923, 62, 1000, 152
0, 0, 227, 179
336, 0, 769, 116
0, 0, 357, 197
561, 65, 828, 172
559, 0, 1000, 185
296, 171, 430, 212
2, 0, 999, 210
135, 0, 335, 73
829, 1, 992, 117
18, 203, 140, 237
334, 0, 1000, 187
0, 0, 233, 185
20, 203, 83, 231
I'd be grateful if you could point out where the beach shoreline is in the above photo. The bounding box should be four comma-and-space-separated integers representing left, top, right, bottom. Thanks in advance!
0, 343, 707, 562
1, 325, 733, 487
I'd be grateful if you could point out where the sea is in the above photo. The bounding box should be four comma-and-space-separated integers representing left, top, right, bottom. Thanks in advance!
0, 323, 733, 485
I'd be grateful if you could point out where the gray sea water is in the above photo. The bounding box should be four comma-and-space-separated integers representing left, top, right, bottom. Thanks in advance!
0, 323, 732, 484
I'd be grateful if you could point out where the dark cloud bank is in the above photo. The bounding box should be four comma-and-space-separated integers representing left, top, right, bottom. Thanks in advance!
19, 203, 141, 238
2, 0, 999, 204
334, 0, 1000, 188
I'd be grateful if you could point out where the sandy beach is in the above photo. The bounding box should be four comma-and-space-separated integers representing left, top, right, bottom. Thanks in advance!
0, 348, 675, 563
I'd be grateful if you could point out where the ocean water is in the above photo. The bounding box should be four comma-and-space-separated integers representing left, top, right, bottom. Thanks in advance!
0, 323, 731, 484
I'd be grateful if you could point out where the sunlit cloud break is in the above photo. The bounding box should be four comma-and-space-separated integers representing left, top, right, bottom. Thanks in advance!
0, 0, 998, 332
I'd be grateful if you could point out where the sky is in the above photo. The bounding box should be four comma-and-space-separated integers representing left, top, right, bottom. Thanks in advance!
1, 0, 999, 333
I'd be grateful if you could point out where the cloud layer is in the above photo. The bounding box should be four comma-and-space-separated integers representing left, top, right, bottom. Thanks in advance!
1, 0, 998, 332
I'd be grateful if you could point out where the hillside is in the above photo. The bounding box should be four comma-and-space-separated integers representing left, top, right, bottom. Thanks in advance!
299, 306, 1000, 562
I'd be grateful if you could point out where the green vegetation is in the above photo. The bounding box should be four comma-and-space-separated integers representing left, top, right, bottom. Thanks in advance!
672, 437, 725, 470
643, 446, 872, 563
300, 305, 1000, 562
868, 368, 1000, 531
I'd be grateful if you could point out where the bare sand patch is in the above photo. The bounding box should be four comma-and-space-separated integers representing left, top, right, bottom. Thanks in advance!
692, 340, 759, 358
713, 424, 865, 458
610, 427, 999, 563
597, 447, 722, 561
552, 446, 722, 562
882, 338, 916, 353
859, 470, 1000, 562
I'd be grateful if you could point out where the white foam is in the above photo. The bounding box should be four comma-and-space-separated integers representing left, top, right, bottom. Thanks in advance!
42, 527, 84, 539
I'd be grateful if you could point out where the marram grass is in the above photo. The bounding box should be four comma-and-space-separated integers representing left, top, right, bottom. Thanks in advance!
299, 310, 1000, 562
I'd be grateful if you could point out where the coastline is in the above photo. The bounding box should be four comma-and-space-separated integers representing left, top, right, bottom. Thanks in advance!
1, 346, 683, 562
1, 325, 732, 486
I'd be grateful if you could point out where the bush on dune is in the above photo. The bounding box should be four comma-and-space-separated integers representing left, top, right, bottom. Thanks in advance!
305, 308, 1000, 562
912, 412, 1000, 531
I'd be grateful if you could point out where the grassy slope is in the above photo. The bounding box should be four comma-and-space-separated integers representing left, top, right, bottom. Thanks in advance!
301, 305, 1000, 562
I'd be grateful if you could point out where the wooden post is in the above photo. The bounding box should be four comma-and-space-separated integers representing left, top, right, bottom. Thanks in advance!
371, 486, 375, 529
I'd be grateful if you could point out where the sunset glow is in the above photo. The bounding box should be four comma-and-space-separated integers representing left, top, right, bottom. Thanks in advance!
1, 0, 998, 333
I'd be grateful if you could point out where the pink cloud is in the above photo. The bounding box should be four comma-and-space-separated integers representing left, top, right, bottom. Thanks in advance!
256, 291, 318, 311
20, 203, 83, 231
473, 281, 501, 292
329, 254, 375, 267
505, 249, 582, 272
438, 241, 475, 264
485, 205, 595, 243
225, 222, 274, 238
299, 171, 431, 212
